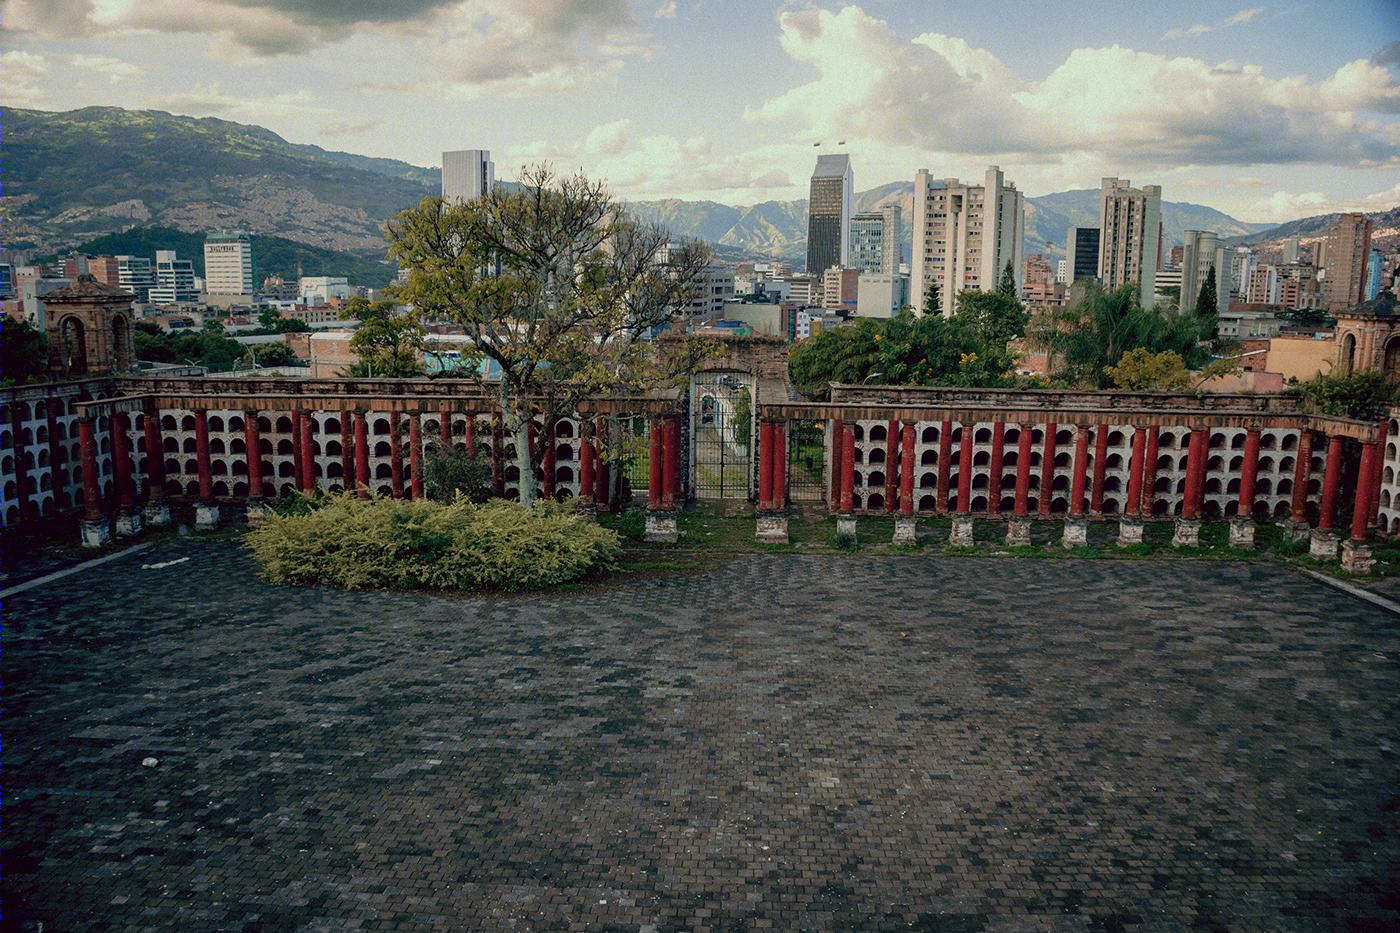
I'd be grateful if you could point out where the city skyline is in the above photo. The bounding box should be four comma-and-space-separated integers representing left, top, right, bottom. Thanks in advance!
4, 1, 1398, 225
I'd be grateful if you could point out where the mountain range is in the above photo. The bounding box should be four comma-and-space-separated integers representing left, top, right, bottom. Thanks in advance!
6, 107, 1391, 273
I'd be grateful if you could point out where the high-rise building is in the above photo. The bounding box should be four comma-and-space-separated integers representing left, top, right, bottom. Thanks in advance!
1180, 230, 1222, 314
1097, 177, 1162, 307
204, 232, 256, 295
850, 204, 901, 275
116, 256, 156, 302
806, 154, 854, 275
821, 267, 860, 311
1323, 212, 1373, 311
911, 165, 1025, 317
1282, 238, 1300, 264
150, 251, 198, 305
1367, 249, 1384, 301
1065, 227, 1100, 283
442, 150, 495, 204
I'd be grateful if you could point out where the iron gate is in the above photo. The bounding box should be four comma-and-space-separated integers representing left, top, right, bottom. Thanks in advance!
786, 419, 826, 503
692, 374, 750, 499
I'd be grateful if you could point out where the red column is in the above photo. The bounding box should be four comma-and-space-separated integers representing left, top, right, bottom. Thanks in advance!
1090, 426, 1109, 513
292, 410, 305, 491
194, 410, 213, 500
663, 414, 680, 510
1070, 425, 1090, 516
245, 410, 263, 500
830, 419, 845, 510
956, 422, 972, 513
1192, 430, 1212, 515
1318, 434, 1344, 532
884, 419, 898, 511
772, 420, 787, 510
988, 422, 1005, 514
354, 411, 370, 498
1014, 423, 1033, 516
390, 411, 405, 499
299, 410, 315, 493
440, 407, 452, 447
840, 423, 855, 512
900, 422, 916, 515
142, 409, 165, 502
340, 411, 353, 493
1353, 440, 1379, 540
48, 404, 67, 504
1039, 423, 1057, 516
593, 416, 609, 508
464, 415, 477, 458
1371, 417, 1387, 532
542, 421, 557, 501
1290, 430, 1312, 523
579, 422, 596, 507
1182, 427, 1205, 518
79, 417, 102, 522
649, 416, 665, 510
113, 412, 137, 513
1238, 427, 1261, 518
1140, 426, 1160, 516
936, 421, 953, 512
409, 417, 423, 500
758, 419, 774, 510
1125, 426, 1147, 517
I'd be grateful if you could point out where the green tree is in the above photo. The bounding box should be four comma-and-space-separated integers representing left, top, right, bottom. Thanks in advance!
998, 260, 1017, 300
1296, 370, 1397, 421
1, 317, 50, 386
922, 280, 941, 317
1196, 265, 1218, 316
953, 289, 1027, 352
1030, 281, 1212, 388
1104, 348, 1191, 391
421, 443, 494, 503
340, 296, 425, 378
387, 165, 711, 508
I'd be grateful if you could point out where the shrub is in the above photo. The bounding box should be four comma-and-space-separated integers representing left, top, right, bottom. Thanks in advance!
422, 442, 494, 503
246, 494, 621, 591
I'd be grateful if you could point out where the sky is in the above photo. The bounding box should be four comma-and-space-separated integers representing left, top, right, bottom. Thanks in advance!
4, 1, 1400, 224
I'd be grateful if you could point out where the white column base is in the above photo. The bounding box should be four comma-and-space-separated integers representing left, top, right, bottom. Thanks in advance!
1061, 516, 1088, 548
1117, 517, 1144, 547
644, 509, 679, 543
1228, 516, 1255, 550
949, 515, 975, 547
1005, 516, 1031, 547
1310, 529, 1339, 561
755, 512, 788, 545
114, 510, 143, 537
893, 516, 918, 545
1285, 519, 1311, 541
195, 502, 221, 530
245, 502, 271, 528
80, 519, 111, 548
143, 499, 170, 526
837, 513, 857, 538
1172, 516, 1202, 548
1342, 539, 1373, 574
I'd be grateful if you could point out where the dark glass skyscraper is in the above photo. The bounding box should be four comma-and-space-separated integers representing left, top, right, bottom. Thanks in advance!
806, 154, 853, 275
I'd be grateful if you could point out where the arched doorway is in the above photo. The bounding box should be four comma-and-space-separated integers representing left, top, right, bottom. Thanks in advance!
111, 313, 134, 373
1383, 335, 1400, 381
58, 316, 88, 376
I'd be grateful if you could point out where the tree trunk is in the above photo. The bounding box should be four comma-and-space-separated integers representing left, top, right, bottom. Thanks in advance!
499, 380, 538, 509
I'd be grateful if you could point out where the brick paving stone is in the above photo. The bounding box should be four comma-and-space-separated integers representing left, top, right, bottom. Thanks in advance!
4, 540, 1399, 931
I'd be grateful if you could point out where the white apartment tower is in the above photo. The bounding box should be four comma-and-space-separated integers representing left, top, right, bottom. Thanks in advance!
1097, 177, 1162, 308
910, 166, 1025, 317
442, 150, 495, 204
203, 232, 255, 295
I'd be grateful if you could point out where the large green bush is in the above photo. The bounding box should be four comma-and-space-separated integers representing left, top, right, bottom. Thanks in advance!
246, 494, 621, 591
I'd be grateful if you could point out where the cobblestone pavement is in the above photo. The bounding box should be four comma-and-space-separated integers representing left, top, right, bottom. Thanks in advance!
6, 540, 1399, 932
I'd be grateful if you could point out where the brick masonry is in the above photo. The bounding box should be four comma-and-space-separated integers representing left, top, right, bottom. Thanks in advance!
5, 542, 1399, 931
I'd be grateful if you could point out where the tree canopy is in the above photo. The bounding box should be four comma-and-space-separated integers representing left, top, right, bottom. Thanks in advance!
1, 318, 50, 386
1029, 281, 1214, 389
340, 297, 425, 378
386, 165, 712, 507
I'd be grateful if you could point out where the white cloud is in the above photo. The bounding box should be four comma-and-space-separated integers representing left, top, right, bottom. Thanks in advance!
1164, 6, 1267, 39
653, 2, 676, 19
742, 7, 1400, 173
69, 53, 143, 81
0, 50, 51, 108
1256, 181, 1400, 222
149, 81, 339, 122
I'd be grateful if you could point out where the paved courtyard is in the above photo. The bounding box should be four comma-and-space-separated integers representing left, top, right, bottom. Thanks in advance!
5, 540, 1399, 932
